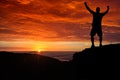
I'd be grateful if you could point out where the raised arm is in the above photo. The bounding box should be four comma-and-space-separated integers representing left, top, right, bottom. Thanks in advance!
84, 2, 94, 14
102, 6, 110, 15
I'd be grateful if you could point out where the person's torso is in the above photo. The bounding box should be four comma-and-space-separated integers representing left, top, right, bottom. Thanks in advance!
92, 13, 103, 27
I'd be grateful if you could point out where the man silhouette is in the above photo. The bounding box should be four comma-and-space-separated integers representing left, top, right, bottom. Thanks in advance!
84, 2, 109, 47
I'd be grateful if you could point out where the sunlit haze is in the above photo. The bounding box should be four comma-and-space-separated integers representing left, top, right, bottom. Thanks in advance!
0, 0, 120, 51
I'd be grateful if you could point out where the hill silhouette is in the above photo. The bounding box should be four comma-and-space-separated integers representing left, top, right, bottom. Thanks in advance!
0, 52, 62, 80
71, 43, 120, 79
0, 43, 120, 80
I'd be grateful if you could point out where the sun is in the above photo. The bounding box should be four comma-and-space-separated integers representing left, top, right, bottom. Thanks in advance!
37, 49, 41, 53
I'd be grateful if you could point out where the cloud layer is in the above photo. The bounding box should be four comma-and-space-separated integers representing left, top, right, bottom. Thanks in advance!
0, 0, 120, 43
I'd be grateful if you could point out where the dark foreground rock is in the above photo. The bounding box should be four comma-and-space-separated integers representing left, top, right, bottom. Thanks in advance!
71, 43, 120, 79
0, 43, 120, 80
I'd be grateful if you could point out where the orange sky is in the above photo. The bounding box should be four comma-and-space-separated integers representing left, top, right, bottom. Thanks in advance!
0, 0, 120, 51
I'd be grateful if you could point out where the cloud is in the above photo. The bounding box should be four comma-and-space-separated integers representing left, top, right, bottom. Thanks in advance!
17, 0, 34, 4
103, 25, 120, 42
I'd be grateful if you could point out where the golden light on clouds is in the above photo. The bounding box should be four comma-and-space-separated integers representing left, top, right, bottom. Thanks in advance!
17, 0, 34, 4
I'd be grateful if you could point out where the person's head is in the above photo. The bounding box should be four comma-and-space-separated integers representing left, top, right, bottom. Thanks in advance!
96, 7, 100, 13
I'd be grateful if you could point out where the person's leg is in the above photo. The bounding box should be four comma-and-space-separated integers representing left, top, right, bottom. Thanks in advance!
99, 36, 102, 47
98, 29, 103, 47
91, 35, 95, 47
90, 29, 95, 48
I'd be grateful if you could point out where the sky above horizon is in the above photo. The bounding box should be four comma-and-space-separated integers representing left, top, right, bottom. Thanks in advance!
0, 0, 120, 51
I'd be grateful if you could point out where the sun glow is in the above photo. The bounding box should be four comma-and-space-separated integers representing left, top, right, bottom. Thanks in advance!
37, 49, 41, 53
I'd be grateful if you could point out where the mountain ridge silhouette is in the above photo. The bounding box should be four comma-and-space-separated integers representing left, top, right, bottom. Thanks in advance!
0, 43, 120, 80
